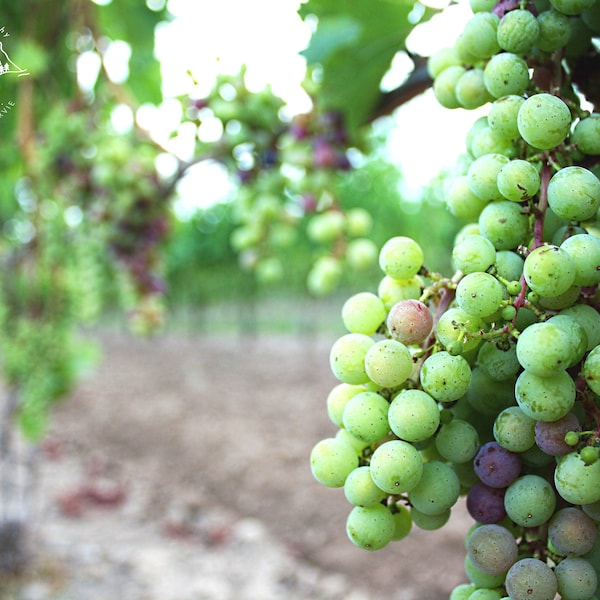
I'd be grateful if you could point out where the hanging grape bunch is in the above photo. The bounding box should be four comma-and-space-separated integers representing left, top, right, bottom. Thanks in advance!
310, 0, 600, 597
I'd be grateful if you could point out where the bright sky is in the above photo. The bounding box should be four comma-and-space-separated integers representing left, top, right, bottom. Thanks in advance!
138, 0, 482, 215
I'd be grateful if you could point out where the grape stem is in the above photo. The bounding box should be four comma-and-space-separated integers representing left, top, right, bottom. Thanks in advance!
532, 161, 552, 250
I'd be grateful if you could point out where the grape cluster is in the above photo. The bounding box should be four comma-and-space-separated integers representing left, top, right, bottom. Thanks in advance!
310, 0, 600, 597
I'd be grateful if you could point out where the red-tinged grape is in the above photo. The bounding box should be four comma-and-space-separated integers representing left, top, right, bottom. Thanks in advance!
386, 299, 433, 345
534, 412, 582, 456
467, 481, 508, 524
474, 441, 522, 488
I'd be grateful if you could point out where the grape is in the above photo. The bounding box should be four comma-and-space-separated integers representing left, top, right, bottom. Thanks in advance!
493, 406, 536, 452
307, 256, 342, 296
452, 234, 497, 274
326, 383, 365, 427
446, 175, 490, 220
433, 65, 467, 109
336, 428, 371, 455
341, 292, 386, 335
346, 238, 378, 271
534, 412, 582, 456
517, 93, 572, 150
536, 10, 572, 51
582, 499, 600, 522
345, 207, 373, 236
572, 114, 600, 155
407, 460, 460, 517
461, 12, 501, 58
346, 503, 396, 551
388, 388, 440, 443
516, 320, 576, 377
497, 10, 540, 55
364, 339, 413, 388
468, 589, 504, 600
342, 391, 390, 443
487, 95, 525, 140
378, 236, 424, 280
555, 557, 598, 600
496, 159, 540, 202
494, 250, 524, 282
555, 451, 600, 505
583, 345, 600, 395
410, 506, 451, 530
310, 437, 359, 487
547, 166, 600, 222
465, 368, 516, 417
455, 272, 505, 318
467, 481, 507, 524
504, 558, 558, 600
420, 351, 472, 403
377, 274, 423, 310
465, 554, 507, 588
474, 441, 521, 488
343, 466, 387, 507
329, 333, 374, 385
369, 439, 423, 494
477, 340, 520, 383
386, 299, 433, 345
548, 507, 597, 556
478, 201, 530, 250
427, 47, 462, 79
436, 307, 485, 353
467, 153, 511, 202
547, 314, 588, 365
505, 474, 557, 528
515, 369, 576, 422
561, 234, 600, 287
484, 53, 530, 98
470, 123, 518, 158
390, 502, 412, 540
307, 210, 345, 243
467, 523, 518, 575
456, 68, 493, 110
450, 583, 478, 600
523, 244, 576, 298
550, 0, 596, 15
435, 418, 480, 463
560, 303, 600, 350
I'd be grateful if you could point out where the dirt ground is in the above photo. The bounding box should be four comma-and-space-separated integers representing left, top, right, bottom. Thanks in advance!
5, 330, 474, 600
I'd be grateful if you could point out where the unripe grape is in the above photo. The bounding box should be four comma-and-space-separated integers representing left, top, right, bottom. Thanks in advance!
456, 68, 494, 110
462, 12, 501, 58
378, 236, 424, 280
517, 93, 572, 150
550, 0, 596, 15
536, 10, 572, 51
572, 114, 600, 154
547, 166, 600, 222
523, 244, 576, 297
434, 66, 467, 109
484, 53, 530, 98
497, 9, 540, 54
497, 159, 540, 202
488, 95, 525, 140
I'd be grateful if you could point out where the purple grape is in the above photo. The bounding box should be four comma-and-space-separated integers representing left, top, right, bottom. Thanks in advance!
534, 412, 582, 456
466, 481, 507, 524
473, 441, 521, 488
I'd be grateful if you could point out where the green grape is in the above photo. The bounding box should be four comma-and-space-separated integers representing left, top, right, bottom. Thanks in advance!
455, 272, 505, 318
565, 15, 594, 57
388, 388, 440, 443
497, 9, 540, 54
555, 451, 600, 505
582, 0, 600, 31
420, 351, 472, 403
345, 207, 373, 236
306, 210, 345, 243
456, 68, 494, 110
467, 153, 511, 202
434, 65, 467, 109
555, 557, 598, 600
523, 244, 576, 297
465, 367, 516, 417
536, 10, 572, 51
497, 159, 541, 202
547, 166, 600, 222
583, 345, 600, 395
427, 47, 462, 79
478, 201, 530, 250
505, 558, 558, 600
450, 583, 478, 600
517, 93, 572, 150
446, 176, 490, 221
465, 554, 508, 588
307, 256, 342, 296
561, 234, 600, 287
378, 236, 424, 280
547, 314, 588, 366
516, 320, 576, 376
377, 274, 423, 310
468, 589, 504, 600
346, 503, 395, 551
579, 446, 598, 465
493, 406, 536, 452
470, 0, 497, 12
326, 383, 365, 427
336, 428, 371, 455
341, 292, 387, 335
342, 391, 390, 443
494, 250, 524, 282
369, 439, 423, 494
390, 503, 412, 540
515, 369, 576, 421
538, 284, 582, 310
435, 419, 480, 463
329, 333, 374, 385
548, 507, 597, 556
488, 95, 525, 140
560, 303, 600, 350
484, 53, 530, 98
452, 234, 497, 274
343, 466, 388, 507
550, 0, 596, 15
467, 523, 519, 575
410, 506, 451, 530
470, 124, 518, 158
461, 12, 501, 58
407, 460, 460, 516
364, 339, 413, 388
477, 340, 520, 382
504, 474, 556, 527
346, 238, 378, 271
572, 114, 600, 155
310, 437, 359, 487
436, 307, 485, 353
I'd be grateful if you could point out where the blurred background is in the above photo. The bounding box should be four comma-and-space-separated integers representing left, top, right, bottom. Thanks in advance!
0, 0, 484, 598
